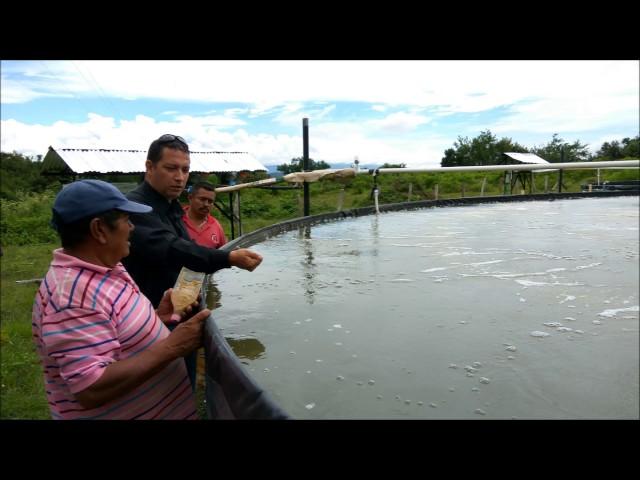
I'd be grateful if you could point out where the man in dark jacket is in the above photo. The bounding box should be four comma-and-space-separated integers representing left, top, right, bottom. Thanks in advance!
123, 134, 263, 387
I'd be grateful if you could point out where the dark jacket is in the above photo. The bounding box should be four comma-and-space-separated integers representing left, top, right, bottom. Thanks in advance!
123, 181, 230, 307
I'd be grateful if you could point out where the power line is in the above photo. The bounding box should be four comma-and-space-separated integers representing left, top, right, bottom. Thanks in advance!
71, 61, 126, 122
39, 60, 102, 143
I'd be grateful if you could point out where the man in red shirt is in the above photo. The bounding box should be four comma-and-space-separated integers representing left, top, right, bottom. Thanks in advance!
182, 181, 227, 248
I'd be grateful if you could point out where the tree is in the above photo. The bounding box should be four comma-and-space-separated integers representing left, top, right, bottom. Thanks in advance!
596, 135, 639, 160
531, 133, 590, 163
441, 148, 459, 167
441, 136, 472, 167
596, 140, 623, 160
440, 130, 528, 167
621, 136, 639, 158
0, 151, 58, 200
277, 157, 331, 174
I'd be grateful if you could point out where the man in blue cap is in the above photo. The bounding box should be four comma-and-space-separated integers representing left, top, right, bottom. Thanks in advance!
32, 179, 209, 419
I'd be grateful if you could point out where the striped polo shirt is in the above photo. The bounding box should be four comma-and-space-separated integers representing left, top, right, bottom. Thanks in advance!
32, 249, 197, 420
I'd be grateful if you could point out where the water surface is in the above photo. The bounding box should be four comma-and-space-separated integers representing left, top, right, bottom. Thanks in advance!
207, 196, 639, 419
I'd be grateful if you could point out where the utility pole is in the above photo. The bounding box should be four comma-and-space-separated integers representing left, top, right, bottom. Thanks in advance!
303, 118, 310, 216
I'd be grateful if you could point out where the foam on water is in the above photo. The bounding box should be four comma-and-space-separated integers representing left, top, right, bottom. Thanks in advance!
421, 267, 448, 273
515, 280, 584, 287
597, 305, 639, 318
530, 331, 551, 337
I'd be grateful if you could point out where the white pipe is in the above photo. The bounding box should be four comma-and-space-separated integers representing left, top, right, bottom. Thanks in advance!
368, 160, 639, 174
215, 177, 276, 193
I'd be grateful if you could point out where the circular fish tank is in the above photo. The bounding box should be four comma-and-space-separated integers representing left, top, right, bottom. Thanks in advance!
207, 195, 639, 419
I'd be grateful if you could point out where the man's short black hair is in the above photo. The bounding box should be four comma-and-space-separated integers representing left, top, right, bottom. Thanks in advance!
147, 135, 190, 164
191, 181, 216, 194
57, 209, 124, 249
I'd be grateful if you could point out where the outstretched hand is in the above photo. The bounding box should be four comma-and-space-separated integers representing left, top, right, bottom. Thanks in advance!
229, 248, 263, 272
157, 288, 202, 325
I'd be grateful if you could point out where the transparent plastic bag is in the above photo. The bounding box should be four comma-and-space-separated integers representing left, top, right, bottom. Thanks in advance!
171, 267, 205, 313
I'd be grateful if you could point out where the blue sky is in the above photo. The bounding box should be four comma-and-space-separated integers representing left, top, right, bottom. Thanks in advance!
1, 60, 638, 168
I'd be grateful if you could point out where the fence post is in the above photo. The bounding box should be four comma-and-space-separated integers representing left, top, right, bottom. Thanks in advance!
228, 192, 235, 239
407, 182, 413, 201
558, 169, 563, 193
337, 187, 345, 211
480, 177, 487, 196
531, 172, 535, 193
544, 176, 549, 193
461, 184, 466, 198
232, 191, 242, 236
434, 184, 439, 200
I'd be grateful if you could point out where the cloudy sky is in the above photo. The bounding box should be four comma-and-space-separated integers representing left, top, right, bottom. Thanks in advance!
1, 60, 638, 168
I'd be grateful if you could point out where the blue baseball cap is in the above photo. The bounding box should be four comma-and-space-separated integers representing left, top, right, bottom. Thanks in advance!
51, 180, 152, 230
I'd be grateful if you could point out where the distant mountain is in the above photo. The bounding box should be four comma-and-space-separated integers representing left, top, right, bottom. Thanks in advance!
267, 167, 284, 178
329, 162, 381, 171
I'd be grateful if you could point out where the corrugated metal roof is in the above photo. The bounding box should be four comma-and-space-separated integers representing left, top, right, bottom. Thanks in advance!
42, 147, 267, 174
504, 152, 549, 164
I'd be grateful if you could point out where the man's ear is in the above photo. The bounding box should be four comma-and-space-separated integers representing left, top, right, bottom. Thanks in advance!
89, 218, 108, 245
145, 160, 153, 173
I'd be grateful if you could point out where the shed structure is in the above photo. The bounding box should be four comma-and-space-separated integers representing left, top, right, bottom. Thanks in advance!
41, 146, 270, 239
502, 152, 554, 194
41, 147, 267, 175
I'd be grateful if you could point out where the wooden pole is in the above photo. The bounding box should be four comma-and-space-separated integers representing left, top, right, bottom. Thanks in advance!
228, 192, 235, 239
232, 191, 242, 236
558, 170, 563, 193
337, 187, 345, 211
530, 172, 535, 193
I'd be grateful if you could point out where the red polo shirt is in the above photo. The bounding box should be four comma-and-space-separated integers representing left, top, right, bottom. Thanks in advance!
182, 206, 227, 249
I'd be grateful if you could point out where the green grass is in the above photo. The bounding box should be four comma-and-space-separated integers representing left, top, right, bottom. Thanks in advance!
1, 167, 637, 419
0, 243, 56, 419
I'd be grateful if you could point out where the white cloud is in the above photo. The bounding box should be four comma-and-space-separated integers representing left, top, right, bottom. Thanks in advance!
2, 60, 638, 167
273, 102, 337, 127
1, 113, 450, 168
306, 120, 450, 167
367, 111, 431, 133
489, 93, 638, 135
1, 61, 99, 103
224, 107, 249, 117
316, 104, 336, 119
3, 61, 636, 113
174, 114, 246, 128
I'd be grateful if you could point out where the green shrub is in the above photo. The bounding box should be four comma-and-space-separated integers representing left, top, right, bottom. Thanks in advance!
0, 189, 59, 246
